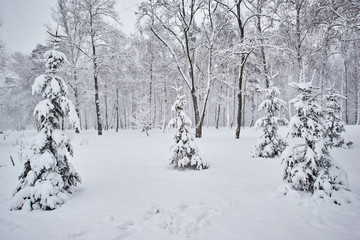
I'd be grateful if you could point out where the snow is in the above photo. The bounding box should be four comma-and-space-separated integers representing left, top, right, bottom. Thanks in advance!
32, 74, 47, 95
33, 99, 54, 122
50, 78, 61, 95
288, 81, 313, 90
0, 127, 360, 239
44, 49, 68, 72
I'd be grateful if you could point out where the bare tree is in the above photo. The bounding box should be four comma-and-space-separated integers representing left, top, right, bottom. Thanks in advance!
74, 0, 120, 135
139, 0, 206, 137
215, 0, 255, 138
53, 0, 88, 132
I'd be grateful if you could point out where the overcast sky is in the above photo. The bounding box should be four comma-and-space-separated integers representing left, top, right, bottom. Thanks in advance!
0, 0, 142, 54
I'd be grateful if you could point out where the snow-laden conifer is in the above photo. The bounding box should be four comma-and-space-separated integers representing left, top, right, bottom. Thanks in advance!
11, 36, 81, 210
132, 99, 152, 136
281, 81, 351, 205
323, 87, 352, 148
169, 95, 209, 170
251, 86, 287, 158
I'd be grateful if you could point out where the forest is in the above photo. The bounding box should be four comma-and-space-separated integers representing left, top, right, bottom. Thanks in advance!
0, 0, 358, 138
0, 0, 360, 138
0, 1, 360, 239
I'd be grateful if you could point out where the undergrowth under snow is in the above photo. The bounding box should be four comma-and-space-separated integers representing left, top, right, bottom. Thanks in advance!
0, 127, 359, 239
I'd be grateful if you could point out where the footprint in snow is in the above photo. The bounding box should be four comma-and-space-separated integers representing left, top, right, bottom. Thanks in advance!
142, 202, 220, 237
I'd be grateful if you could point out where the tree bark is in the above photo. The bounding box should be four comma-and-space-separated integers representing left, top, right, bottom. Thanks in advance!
235, 1, 247, 139
232, 68, 237, 128
344, 59, 349, 124
162, 79, 167, 132
256, 0, 269, 88
191, 90, 201, 137
216, 103, 221, 129
149, 48, 153, 128
72, 68, 81, 132
116, 87, 119, 132
104, 83, 109, 131
295, 0, 303, 82
235, 54, 245, 139
84, 105, 88, 130
73, 86, 80, 133
90, 11, 102, 135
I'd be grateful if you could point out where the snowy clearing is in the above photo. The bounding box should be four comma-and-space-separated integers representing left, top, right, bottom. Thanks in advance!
1, 127, 360, 240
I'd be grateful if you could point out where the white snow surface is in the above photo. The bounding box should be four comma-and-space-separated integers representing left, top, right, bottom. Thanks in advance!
0, 127, 360, 239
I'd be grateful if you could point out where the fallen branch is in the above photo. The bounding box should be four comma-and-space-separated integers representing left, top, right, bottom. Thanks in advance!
10, 156, 15, 166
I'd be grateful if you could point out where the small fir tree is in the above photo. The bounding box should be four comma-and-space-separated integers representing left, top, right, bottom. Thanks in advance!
169, 95, 209, 170
281, 81, 351, 204
11, 36, 81, 210
133, 99, 152, 136
324, 87, 352, 148
251, 86, 287, 158
245, 78, 260, 128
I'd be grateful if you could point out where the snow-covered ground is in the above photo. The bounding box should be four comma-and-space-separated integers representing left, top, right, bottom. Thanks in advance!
0, 127, 359, 240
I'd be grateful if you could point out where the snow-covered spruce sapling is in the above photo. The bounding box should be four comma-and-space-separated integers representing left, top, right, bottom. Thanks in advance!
169, 95, 209, 170
323, 87, 353, 148
133, 99, 152, 136
251, 86, 287, 158
280, 81, 351, 205
11, 36, 81, 210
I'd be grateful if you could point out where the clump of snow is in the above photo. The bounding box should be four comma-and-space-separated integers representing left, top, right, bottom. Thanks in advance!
32, 75, 48, 95
169, 95, 209, 170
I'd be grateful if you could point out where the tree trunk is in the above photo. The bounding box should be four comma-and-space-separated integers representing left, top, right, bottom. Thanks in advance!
74, 87, 81, 133
90, 13, 102, 135
191, 90, 201, 138
153, 93, 157, 127
149, 52, 153, 128
104, 83, 109, 131
227, 90, 231, 128
216, 103, 220, 129
249, 97, 255, 128
235, 91, 243, 139
162, 79, 167, 132
235, 1, 247, 139
295, 0, 302, 82
116, 87, 119, 132
232, 69, 237, 128
256, 0, 269, 88
196, 42, 214, 138
84, 105, 88, 130
122, 96, 127, 129
357, 89, 360, 125
235, 54, 246, 139
73, 68, 81, 131
355, 41, 359, 125
344, 59, 349, 124
242, 78, 247, 127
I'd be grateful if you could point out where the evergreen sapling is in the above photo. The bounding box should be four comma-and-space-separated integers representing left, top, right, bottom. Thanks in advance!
169, 95, 209, 170
251, 86, 287, 158
11, 36, 81, 210
133, 99, 152, 136
323, 87, 353, 148
280, 81, 351, 205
